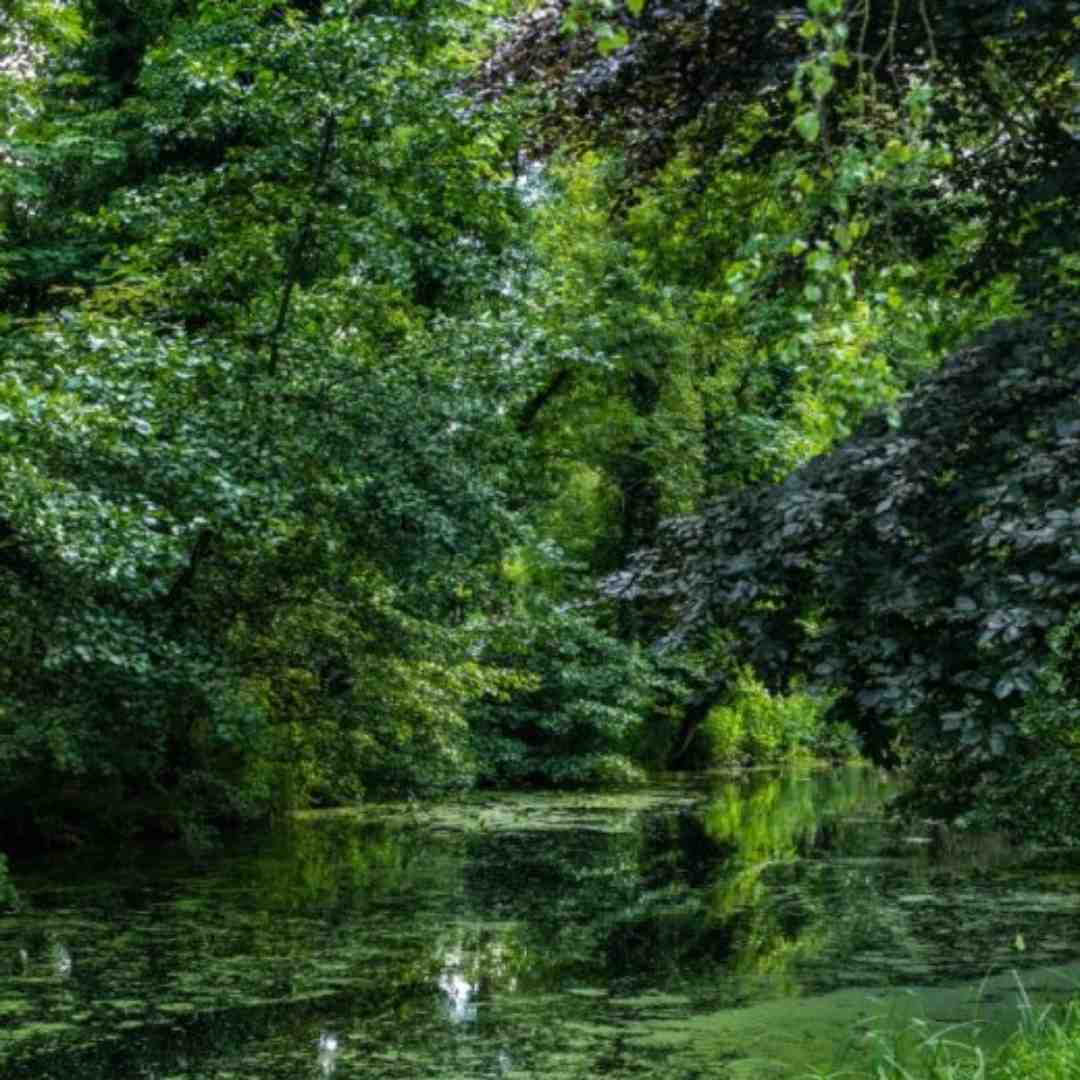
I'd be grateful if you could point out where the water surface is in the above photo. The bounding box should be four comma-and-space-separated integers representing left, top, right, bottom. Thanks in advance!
3, 767, 1080, 1078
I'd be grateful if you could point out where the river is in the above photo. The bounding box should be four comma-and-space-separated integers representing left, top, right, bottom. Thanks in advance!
3, 766, 1080, 1078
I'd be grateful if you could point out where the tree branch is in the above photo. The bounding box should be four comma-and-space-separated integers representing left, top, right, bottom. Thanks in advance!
163, 528, 214, 612
267, 112, 338, 375
516, 368, 573, 434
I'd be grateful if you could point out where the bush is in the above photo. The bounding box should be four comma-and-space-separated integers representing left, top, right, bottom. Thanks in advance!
703, 667, 851, 766
468, 603, 676, 785
962, 612, 1080, 844
707, 700, 746, 764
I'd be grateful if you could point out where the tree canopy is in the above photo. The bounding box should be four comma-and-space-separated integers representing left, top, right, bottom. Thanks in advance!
1, 0, 536, 843
0, 0, 1077, 849
604, 306, 1080, 808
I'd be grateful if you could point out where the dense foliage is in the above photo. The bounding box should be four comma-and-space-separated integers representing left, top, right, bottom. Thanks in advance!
468, 601, 680, 784
1, 0, 534, 845
704, 669, 848, 766
0, 0, 1077, 853
606, 307, 1080, 817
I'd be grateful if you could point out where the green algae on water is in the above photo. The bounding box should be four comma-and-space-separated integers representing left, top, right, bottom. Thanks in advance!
2, 768, 1080, 1079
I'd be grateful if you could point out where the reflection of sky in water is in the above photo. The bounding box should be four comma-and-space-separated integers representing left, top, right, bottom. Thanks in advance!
317, 1031, 339, 1075
439, 965, 477, 1023
50, 941, 72, 978
436, 940, 519, 1075
16, 938, 72, 978
438, 944, 479, 1023
436, 935, 521, 1025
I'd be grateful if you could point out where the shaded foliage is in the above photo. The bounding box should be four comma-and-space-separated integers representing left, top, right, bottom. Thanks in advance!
0, 0, 531, 845
479, 0, 1080, 287
963, 610, 1080, 841
605, 304, 1080, 818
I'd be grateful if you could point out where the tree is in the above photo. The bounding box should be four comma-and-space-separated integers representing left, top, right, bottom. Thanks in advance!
0, 0, 532, 845
1, 0, 1075, 851
481, 0, 1080, 287
495, 0, 1039, 639
604, 303, 1080, 826
496, 0, 1080, 820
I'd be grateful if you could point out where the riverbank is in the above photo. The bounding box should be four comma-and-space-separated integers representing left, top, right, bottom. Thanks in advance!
817, 993, 1080, 1079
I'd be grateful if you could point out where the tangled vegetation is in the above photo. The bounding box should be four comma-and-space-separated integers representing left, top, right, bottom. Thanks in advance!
0, 0, 1077, 853
606, 307, 1080, 825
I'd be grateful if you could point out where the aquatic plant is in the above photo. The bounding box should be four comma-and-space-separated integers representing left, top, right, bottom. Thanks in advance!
806, 976, 1080, 1080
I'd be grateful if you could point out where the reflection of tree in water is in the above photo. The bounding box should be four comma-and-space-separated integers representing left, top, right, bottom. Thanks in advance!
462, 828, 647, 986
449, 768, 895, 999
434, 925, 529, 1023
10, 929, 73, 979
1, 774, 911, 1078
11, 776, 1076, 1079
250, 817, 462, 917
600, 768, 895, 994
216, 775, 893, 1014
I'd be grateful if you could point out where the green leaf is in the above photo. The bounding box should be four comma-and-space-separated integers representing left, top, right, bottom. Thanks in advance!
810, 69, 835, 99
795, 111, 821, 142
595, 23, 629, 54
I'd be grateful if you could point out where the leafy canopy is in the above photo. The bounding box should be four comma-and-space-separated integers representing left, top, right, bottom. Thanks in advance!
606, 305, 1080, 811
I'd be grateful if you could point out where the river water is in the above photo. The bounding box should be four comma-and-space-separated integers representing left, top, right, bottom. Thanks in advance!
3, 767, 1080, 1078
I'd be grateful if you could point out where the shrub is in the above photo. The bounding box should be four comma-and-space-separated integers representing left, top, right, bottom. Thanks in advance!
964, 611, 1080, 844
468, 603, 675, 785
704, 667, 849, 766
706, 700, 746, 765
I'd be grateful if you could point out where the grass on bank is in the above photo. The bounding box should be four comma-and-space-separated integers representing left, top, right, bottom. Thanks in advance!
809, 979, 1080, 1080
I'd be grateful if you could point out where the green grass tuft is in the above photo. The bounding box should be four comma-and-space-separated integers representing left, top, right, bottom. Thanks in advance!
805, 979, 1080, 1080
